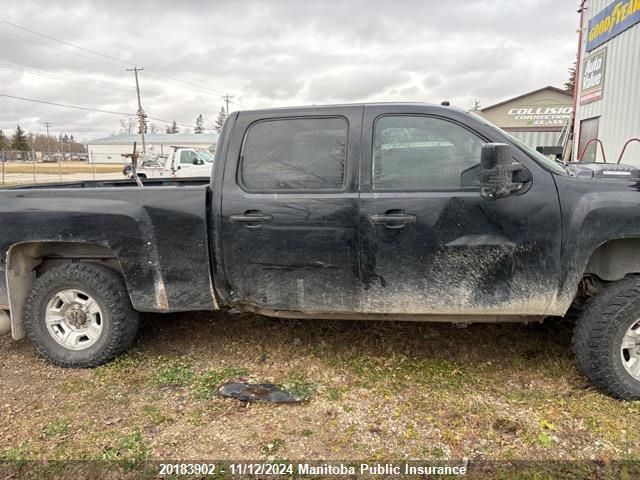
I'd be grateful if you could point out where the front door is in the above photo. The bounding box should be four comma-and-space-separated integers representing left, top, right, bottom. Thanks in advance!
358, 106, 562, 316
220, 107, 363, 313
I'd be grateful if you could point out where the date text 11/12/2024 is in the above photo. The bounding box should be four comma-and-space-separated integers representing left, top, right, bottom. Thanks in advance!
158, 462, 468, 477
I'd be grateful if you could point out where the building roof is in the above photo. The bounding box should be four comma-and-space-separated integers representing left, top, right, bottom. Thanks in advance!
88, 133, 219, 145
480, 86, 573, 112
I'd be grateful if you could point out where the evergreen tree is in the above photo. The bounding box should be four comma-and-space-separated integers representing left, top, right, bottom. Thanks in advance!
214, 107, 227, 133
0, 129, 8, 150
165, 120, 179, 134
565, 60, 577, 92
194, 114, 204, 134
11, 125, 30, 151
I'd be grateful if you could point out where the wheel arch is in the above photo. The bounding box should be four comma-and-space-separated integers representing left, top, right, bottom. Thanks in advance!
5, 241, 124, 339
584, 238, 640, 281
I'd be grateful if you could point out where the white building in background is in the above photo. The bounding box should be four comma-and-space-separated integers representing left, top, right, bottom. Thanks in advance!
87, 133, 219, 164
574, 0, 640, 164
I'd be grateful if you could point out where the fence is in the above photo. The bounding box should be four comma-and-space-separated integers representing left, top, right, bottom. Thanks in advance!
1, 150, 127, 186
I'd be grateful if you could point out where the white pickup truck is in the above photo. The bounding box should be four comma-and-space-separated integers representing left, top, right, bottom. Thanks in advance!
123, 146, 215, 179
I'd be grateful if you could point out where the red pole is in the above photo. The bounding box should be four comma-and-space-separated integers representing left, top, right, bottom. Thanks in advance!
572, 1, 587, 159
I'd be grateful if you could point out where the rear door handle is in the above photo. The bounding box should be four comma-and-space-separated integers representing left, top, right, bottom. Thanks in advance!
368, 212, 416, 229
230, 211, 274, 226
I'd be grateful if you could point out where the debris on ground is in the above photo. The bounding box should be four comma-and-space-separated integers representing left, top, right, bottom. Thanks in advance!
217, 382, 302, 403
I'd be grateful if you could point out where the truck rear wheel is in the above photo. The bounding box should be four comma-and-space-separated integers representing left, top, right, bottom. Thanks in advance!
573, 276, 640, 400
24, 263, 139, 368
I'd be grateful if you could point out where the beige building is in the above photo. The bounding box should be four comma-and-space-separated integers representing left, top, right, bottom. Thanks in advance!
477, 86, 574, 150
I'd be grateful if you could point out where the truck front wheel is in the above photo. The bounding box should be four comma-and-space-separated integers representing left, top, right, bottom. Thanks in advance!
573, 276, 640, 400
24, 263, 139, 367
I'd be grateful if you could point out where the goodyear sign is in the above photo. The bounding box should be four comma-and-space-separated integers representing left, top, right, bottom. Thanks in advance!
587, 0, 640, 51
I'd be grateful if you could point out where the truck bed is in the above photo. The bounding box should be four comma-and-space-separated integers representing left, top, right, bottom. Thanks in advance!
0, 180, 217, 316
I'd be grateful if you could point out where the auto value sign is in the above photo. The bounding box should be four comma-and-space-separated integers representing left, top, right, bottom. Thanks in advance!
586, 0, 640, 51
580, 48, 607, 105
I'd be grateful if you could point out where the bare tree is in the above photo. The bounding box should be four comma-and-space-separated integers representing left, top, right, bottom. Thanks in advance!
119, 117, 137, 134
148, 122, 160, 134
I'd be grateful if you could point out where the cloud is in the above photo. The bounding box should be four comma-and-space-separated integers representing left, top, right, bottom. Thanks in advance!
0, 0, 578, 141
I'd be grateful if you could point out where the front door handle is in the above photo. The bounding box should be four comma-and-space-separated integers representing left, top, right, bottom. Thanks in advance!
230, 211, 273, 227
368, 211, 416, 229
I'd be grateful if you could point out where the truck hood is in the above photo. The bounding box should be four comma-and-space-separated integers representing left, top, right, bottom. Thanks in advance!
566, 162, 640, 180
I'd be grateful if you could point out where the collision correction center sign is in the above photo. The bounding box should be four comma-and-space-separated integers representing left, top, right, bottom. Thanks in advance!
506, 106, 573, 127
587, 0, 640, 51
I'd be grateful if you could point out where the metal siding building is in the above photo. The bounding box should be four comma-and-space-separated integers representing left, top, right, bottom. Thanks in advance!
574, 0, 640, 164
477, 86, 574, 150
87, 133, 219, 164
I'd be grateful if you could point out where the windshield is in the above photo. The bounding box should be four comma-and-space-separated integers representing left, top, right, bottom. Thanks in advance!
195, 149, 215, 163
468, 111, 567, 175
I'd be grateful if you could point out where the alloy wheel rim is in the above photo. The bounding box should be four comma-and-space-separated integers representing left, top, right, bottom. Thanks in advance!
621, 320, 640, 380
45, 289, 103, 350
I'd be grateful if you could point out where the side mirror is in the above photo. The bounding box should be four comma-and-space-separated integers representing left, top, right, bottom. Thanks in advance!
192, 158, 204, 165
480, 143, 531, 199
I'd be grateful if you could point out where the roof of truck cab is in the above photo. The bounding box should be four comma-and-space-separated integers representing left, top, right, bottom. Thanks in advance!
234, 102, 469, 114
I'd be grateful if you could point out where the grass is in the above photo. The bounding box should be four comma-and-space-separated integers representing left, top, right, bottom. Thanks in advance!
43, 420, 70, 438
284, 372, 317, 400
101, 429, 150, 465
3, 311, 640, 473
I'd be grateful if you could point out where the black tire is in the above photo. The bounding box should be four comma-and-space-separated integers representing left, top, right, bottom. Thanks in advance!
24, 263, 139, 368
572, 276, 640, 400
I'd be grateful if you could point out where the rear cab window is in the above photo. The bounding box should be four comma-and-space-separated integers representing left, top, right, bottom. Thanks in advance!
239, 117, 348, 191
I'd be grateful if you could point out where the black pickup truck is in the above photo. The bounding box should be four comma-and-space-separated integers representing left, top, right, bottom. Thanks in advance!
2, 103, 640, 400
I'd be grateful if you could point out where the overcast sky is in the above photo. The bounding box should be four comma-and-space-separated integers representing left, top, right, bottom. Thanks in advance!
1, 0, 579, 142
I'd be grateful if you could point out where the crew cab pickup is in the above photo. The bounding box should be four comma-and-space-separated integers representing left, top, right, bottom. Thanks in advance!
2, 103, 640, 400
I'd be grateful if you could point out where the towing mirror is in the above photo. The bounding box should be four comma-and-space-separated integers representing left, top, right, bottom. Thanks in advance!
479, 143, 531, 199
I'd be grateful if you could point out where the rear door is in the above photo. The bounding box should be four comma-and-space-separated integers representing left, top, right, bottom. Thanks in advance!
358, 105, 562, 316
220, 107, 363, 313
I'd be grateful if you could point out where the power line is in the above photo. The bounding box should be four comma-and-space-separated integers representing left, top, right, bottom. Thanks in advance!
1, 21, 135, 67
2, 21, 230, 97
0, 61, 133, 93
144, 70, 227, 96
0, 93, 200, 129
1, 93, 136, 116
0, 30, 126, 70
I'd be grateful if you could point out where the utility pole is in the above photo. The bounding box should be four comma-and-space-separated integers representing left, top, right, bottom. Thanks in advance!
44, 122, 51, 155
126, 66, 147, 153
222, 93, 234, 115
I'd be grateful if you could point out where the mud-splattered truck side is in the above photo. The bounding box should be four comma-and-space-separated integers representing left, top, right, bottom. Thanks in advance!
2, 103, 640, 399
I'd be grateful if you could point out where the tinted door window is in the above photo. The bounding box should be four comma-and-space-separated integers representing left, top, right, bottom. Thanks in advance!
241, 117, 347, 191
373, 116, 484, 190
